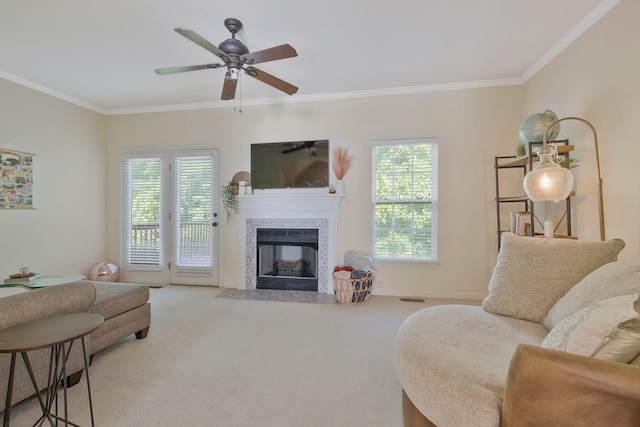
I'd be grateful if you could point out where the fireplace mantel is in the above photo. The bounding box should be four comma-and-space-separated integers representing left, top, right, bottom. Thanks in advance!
238, 192, 343, 215
236, 192, 344, 293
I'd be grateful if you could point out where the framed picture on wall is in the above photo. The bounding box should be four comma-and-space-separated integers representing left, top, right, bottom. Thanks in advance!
0, 149, 34, 209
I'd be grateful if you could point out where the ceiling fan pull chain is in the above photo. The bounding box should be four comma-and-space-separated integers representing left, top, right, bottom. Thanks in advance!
235, 73, 243, 113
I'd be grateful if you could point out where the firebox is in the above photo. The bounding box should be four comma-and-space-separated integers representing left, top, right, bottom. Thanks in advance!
256, 228, 318, 291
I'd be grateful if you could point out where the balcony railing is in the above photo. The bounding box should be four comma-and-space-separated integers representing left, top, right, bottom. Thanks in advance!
130, 222, 211, 266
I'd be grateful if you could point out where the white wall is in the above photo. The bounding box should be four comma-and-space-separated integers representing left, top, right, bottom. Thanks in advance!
0, 79, 107, 278
6, 0, 633, 298
106, 86, 523, 299
523, 0, 640, 259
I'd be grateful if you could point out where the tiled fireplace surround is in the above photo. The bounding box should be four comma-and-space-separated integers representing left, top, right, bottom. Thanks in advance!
236, 190, 344, 294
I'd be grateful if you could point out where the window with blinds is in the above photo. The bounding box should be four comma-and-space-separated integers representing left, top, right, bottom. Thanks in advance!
122, 156, 163, 269
372, 138, 438, 261
172, 155, 212, 272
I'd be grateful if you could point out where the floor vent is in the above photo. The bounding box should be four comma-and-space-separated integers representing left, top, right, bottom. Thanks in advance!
399, 297, 426, 303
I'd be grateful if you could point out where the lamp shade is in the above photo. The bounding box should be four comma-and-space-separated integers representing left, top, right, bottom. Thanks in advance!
523, 146, 573, 202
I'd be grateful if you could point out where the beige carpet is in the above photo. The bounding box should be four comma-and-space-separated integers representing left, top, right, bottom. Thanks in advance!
217, 288, 339, 304
4, 286, 479, 427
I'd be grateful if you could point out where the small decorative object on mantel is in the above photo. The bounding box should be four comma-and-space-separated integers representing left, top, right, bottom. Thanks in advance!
331, 147, 353, 194
221, 180, 239, 223
232, 171, 250, 194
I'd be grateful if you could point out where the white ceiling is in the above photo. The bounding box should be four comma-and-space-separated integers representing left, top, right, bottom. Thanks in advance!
0, 0, 619, 115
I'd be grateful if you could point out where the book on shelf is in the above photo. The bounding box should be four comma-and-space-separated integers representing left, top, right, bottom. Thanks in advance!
4, 273, 40, 284
509, 212, 517, 233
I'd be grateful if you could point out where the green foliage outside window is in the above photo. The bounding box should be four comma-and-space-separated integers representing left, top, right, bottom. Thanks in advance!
177, 157, 211, 222
129, 159, 161, 225
373, 142, 437, 260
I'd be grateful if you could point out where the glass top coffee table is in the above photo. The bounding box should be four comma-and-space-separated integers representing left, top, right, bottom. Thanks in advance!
1, 274, 85, 289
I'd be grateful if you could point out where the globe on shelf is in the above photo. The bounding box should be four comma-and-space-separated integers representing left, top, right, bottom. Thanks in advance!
88, 260, 121, 282
518, 109, 561, 144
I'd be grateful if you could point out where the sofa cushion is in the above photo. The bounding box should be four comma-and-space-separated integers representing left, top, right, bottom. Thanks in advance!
0, 281, 96, 330
541, 294, 640, 363
396, 305, 548, 427
482, 233, 625, 323
545, 260, 640, 330
89, 281, 149, 319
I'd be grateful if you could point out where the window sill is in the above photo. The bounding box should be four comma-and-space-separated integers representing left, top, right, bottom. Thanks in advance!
372, 258, 440, 268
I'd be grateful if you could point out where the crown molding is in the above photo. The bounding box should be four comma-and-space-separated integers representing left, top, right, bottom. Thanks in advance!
0, 69, 106, 115
521, 0, 621, 83
106, 78, 524, 115
1, 0, 621, 116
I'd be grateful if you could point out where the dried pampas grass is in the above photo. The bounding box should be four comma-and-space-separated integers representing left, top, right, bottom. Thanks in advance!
332, 147, 353, 180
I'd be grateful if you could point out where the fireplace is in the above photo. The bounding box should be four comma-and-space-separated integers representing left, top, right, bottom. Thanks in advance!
237, 191, 343, 294
256, 228, 318, 291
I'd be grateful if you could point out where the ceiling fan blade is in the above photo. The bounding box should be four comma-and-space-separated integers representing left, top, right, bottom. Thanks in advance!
221, 72, 238, 100
281, 145, 305, 154
282, 141, 316, 154
154, 64, 224, 75
244, 66, 298, 95
174, 28, 229, 62
241, 44, 298, 65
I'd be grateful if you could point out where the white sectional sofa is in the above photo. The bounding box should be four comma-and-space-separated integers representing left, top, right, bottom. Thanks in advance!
396, 233, 640, 426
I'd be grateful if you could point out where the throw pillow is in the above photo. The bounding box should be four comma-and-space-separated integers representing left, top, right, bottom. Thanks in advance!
545, 260, 640, 330
541, 294, 640, 363
482, 233, 625, 323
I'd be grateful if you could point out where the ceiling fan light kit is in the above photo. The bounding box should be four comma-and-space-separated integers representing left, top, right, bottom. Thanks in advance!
154, 18, 298, 100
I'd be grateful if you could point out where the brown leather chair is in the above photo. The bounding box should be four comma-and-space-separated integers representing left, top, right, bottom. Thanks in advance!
402, 344, 640, 426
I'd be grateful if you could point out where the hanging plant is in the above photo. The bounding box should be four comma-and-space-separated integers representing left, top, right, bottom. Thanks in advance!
221, 180, 239, 223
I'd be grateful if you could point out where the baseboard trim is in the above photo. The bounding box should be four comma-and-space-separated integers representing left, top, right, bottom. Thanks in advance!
372, 288, 486, 302
219, 283, 486, 302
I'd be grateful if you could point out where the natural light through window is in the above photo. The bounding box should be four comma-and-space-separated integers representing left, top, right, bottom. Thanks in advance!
372, 138, 438, 261
122, 156, 163, 269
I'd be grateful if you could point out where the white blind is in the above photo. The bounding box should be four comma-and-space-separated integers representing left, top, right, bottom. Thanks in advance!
372, 138, 438, 260
123, 157, 163, 269
172, 155, 212, 270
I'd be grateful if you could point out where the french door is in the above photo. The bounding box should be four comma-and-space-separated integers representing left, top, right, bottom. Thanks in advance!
121, 148, 220, 286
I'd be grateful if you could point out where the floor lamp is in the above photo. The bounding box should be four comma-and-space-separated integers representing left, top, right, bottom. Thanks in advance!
523, 117, 605, 241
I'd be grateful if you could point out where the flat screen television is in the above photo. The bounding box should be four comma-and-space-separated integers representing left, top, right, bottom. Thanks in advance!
250, 140, 329, 189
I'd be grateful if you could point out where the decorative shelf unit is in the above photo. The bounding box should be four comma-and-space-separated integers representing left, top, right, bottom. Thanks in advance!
494, 140, 574, 248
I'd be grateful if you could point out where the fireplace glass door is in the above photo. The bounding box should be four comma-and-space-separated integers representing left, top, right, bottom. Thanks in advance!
256, 229, 318, 291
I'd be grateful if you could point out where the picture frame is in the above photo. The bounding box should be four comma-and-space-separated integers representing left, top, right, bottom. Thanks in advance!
0, 148, 34, 209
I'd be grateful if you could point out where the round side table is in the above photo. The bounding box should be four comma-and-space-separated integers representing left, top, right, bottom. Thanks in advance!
0, 312, 103, 426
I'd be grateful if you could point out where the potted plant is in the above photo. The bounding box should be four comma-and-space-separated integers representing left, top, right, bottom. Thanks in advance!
221, 180, 239, 223
332, 147, 354, 194
558, 156, 579, 170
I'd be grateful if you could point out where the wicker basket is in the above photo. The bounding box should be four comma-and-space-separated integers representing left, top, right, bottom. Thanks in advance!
333, 270, 375, 304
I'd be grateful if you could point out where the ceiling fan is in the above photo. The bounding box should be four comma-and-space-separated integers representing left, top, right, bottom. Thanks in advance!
154, 18, 298, 100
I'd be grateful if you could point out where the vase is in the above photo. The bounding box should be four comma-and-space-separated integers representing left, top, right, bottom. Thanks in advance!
335, 179, 345, 194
